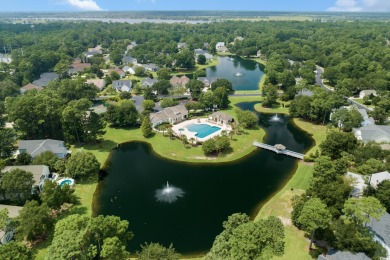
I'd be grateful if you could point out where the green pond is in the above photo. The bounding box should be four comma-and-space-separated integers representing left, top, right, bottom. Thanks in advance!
94, 102, 313, 255
206, 56, 265, 90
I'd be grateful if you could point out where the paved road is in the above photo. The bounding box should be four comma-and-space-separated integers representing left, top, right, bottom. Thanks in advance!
315, 66, 373, 112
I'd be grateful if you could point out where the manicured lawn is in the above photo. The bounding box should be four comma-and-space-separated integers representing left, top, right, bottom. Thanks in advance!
254, 101, 290, 115
350, 98, 375, 109
292, 119, 327, 155
195, 58, 219, 70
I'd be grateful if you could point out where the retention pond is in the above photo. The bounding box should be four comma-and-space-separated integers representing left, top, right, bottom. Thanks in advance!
94, 102, 313, 255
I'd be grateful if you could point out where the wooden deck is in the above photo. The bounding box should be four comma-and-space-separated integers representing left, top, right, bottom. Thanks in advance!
253, 141, 304, 160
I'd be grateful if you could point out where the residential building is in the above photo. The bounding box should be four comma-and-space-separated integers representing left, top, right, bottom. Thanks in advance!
370, 171, 390, 188
88, 45, 103, 54
0, 54, 12, 64
353, 125, 390, 143
90, 104, 107, 115
346, 172, 367, 198
317, 249, 370, 260
0, 204, 23, 245
32, 72, 59, 88
122, 55, 138, 65
86, 79, 106, 92
357, 108, 375, 126
295, 88, 313, 97
209, 111, 234, 126
122, 66, 135, 75
126, 41, 137, 52
216, 42, 228, 52
20, 83, 43, 93
16, 139, 69, 158
197, 77, 218, 88
359, 90, 377, 99
177, 42, 187, 49
367, 212, 390, 258
2, 165, 50, 192
112, 80, 132, 92
194, 49, 213, 60
170, 75, 190, 87
142, 63, 159, 72
104, 69, 125, 78
68, 59, 91, 75
235, 36, 245, 41
141, 78, 159, 88
149, 105, 188, 127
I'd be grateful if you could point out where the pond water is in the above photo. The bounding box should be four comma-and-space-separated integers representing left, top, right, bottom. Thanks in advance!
206, 56, 265, 91
93, 102, 313, 255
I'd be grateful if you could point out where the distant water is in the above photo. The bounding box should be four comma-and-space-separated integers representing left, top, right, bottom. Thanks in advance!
31, 17, 208, 24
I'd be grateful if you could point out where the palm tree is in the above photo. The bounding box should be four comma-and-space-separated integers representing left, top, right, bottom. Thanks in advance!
167, 128, 174, 139
189, 137, 196, 146
181, 134, 188, 147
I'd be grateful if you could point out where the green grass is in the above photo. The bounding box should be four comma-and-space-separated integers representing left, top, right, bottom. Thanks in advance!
254, 100, 290, 115
291, 119, 327, 155
350, 98, 375, 109
195, 58, 219, 70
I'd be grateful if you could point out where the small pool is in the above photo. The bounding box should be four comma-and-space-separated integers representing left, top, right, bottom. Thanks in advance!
186, 124, 221, 138
57, 178, 75, 187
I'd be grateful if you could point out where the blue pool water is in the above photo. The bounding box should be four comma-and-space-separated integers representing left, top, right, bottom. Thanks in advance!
186, 124, 221, 138
60, 179, 73, 187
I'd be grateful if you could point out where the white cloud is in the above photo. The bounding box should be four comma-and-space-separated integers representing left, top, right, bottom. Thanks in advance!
64, 0, 102, 11
328, 0, 390, 12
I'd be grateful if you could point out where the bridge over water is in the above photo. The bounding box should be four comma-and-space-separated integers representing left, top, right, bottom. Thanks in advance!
253, 141, 304, 160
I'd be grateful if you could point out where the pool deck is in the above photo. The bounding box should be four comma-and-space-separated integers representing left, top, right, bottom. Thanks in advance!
172, 118, 232, 143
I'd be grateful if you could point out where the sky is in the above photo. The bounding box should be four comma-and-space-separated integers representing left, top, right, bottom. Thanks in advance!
1, 0, 390, 12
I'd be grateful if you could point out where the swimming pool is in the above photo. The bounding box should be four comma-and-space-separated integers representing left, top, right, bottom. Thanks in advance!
57, 178, 75, 187
186, 124, 221, 138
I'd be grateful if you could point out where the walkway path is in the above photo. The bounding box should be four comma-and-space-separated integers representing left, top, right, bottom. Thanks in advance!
253, 141, 304, 160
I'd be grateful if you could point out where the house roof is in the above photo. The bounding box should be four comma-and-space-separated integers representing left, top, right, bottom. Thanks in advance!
274, 144, 286, 150
346, 172, 367, 197
150, 105, 188, 125
122, 56, 137, 64
209, 111, 233, 122
2, 165, 49, 186
360, 90, 377, 95
90, 104, 108, 115
177, 42, 186, 48
368, 212, 390, 247
141, 78, 159, 86
21, 83, 42, 92
69, 60, 91, 74
317, 249, 370, 260
170, 75, 190, 86
370, 171, 390, 188
0, 204, 23, 219
295, 89, 313, 97
17, 139, 67, 158
142, 63, 159, 71
32, 72, 59, 87
354, 125, 390, 143
112, 80, 132, 92
86, 79, 106, 91
197, 77, 218, 85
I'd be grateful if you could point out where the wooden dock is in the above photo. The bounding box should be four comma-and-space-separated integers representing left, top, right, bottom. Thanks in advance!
253, 141, 304, 160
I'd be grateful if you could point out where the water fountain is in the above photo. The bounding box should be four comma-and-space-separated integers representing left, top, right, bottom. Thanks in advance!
270, 113, 281, 122
155, 181, 185, 203
234, 72, 244, 77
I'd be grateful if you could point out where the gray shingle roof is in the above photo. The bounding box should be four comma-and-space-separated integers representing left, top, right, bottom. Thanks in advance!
150, 105, 188, 126
2, 165, 49, 186
112, 80, 132, 92
141, 78, 159, 87
368, 212, 390, 247
209, 111, 233, 122
32, 72, 59, 87
318, 249, 370, 260
17, 139, 67, 158
0, 204, 23, 218
354, 125, 390, 143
